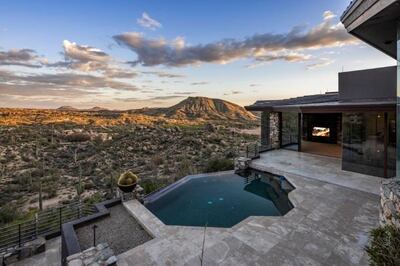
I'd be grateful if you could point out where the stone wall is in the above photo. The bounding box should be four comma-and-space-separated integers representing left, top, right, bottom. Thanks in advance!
380, 179, 400, 228
270, 112, 280, 149
260, 111, 280, 149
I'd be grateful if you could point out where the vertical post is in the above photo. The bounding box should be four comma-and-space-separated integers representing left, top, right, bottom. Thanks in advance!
246, 146, 249, 158
18, 224, 21, 247
35, 213, 38, 237
254, 143, 257, 157
384, 112, 388, 178
298, 113, 302, 152
278, 112, 283, 149
92, 225, 98, 247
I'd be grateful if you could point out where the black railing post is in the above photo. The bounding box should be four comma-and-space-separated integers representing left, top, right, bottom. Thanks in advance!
92, 225, 98, 247
18, 224, 21, 247
35, 213, 38, 237
254, 143, 257, 157
246, 146, 249, 158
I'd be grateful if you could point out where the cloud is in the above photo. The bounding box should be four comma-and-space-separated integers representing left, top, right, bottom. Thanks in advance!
190, 82, 208, 85
323, 11, 336, 20
306, 58, 335, 69
224, 90, 243, 96
0, 48, 46, 68
173, 91, 196, 95
0, 69, 138, 93
141, 71, 185, 78
114, 11, 357, 67
48, 40, 110, 72
148, 95, 184, 101
114, 95, 184, 103
137, 12, 162, 30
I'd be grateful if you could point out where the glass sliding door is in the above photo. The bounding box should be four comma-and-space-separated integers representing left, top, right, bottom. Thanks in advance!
387, 112, 396, 177
342, 112, 387, 177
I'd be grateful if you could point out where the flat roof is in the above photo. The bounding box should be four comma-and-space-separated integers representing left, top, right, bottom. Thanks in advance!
245, 92, 395, 113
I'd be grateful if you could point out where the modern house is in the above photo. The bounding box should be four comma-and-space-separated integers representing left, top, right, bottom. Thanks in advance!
245, 66, 396, 178
246, 0, 400, 179
340, 0, 400, 179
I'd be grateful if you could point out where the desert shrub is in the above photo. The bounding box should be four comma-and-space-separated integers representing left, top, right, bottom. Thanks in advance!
204, 158, 234, 173
140, 179, 168, 194
64, 132, 91, 142
43, 186, 57, 199
0, 204, 20, 224
151, 154, 164, 166
176, 158, 196, 178
366, 225, 400, 265
84, 192, 104, 205
140, 180, 159, 194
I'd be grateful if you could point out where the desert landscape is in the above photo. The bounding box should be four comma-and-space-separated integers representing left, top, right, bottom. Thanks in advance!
0, 97, 259, 225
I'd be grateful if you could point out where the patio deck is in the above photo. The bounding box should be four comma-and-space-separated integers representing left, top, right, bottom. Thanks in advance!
251, 149, 382, 195
118, 161, 380, 265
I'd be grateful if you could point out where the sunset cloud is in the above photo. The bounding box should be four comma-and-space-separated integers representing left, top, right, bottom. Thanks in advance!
114, 11, 357, 67
0, 48, 46, 68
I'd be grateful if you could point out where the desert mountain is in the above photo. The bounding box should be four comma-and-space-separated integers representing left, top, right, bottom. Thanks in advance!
88, 106, 108, 111
57, 106, 77, 111
139, 97, 257, 121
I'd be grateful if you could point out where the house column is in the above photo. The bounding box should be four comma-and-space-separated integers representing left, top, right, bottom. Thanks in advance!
260, 111, 281, 149
260, 111, 270, 147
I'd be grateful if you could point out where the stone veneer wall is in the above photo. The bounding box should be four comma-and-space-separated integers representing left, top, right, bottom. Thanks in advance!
270, 112, 280, 149
260, 111, 280, 149
380, 179, 400, 228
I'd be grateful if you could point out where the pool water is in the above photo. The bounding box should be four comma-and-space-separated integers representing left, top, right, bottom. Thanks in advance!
144, 169, 294, 228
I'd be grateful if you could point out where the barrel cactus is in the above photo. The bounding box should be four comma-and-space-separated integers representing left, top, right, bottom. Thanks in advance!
117, 171, 139, 192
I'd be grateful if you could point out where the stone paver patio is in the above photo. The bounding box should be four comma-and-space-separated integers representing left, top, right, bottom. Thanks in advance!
118, 150, 381, 265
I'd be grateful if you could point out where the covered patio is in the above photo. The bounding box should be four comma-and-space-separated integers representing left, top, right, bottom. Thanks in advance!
250, 149, 381, 195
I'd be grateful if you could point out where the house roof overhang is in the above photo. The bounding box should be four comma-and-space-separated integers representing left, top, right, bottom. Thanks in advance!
245, 100, 396, 113
341, 0, 400, 59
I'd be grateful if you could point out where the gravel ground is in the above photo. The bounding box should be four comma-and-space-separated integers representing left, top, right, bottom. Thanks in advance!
75, 204, 152, 255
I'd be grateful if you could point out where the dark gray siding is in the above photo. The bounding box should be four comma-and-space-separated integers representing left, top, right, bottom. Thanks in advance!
339, 66, 396, 102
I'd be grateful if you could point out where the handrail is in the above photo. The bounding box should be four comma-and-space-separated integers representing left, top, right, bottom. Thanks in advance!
0, 201, 96, 253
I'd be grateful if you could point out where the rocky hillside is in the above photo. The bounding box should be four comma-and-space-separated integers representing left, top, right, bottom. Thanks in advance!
141, 97, 257, 121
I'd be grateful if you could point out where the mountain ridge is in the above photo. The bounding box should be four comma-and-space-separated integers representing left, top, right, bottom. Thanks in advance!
56, 96, 256, 121
137, 96, 256, 121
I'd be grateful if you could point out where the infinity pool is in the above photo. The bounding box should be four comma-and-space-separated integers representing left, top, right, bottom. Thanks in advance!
144, 169, 294, 228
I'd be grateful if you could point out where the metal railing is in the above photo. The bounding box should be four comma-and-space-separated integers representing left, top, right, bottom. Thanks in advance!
0, 201, 96, 253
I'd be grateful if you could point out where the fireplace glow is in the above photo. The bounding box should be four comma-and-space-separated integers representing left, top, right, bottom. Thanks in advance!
312, 127, 330, 137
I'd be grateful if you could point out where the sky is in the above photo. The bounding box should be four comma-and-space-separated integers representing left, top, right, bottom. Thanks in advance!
0, 0, 396, 109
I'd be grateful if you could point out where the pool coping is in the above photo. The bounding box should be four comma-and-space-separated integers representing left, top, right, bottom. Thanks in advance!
144, 170, 234, 204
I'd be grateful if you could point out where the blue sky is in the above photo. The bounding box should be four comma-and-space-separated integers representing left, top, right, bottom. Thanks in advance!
0, 0, 396, 109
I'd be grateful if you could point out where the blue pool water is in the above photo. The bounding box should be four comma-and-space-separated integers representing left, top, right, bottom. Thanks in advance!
144, 169, 294, 228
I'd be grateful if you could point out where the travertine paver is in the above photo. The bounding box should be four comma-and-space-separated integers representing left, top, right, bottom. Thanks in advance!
251, 149, 382, 195
119, 164, 380, 265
